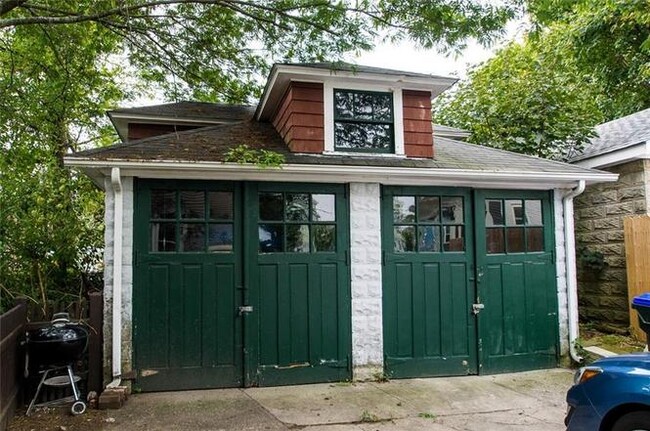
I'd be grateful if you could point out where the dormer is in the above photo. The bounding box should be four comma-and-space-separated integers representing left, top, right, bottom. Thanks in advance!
255, 63, 457, 159
109, 102, 255, 142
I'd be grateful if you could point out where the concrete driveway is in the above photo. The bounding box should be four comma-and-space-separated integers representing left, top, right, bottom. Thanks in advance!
110, 368, 573, 430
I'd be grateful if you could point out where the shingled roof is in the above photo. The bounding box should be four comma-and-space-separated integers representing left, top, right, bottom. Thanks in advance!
280, 62, 455, 81
571, 108, 650, 162
109, 101, 255, 122
71, 119, 604, 176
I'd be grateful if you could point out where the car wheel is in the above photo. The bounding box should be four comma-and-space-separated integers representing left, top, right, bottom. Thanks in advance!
612, 411, 650, 431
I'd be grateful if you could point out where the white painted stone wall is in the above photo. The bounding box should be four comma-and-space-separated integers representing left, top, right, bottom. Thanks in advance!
349, 182, 384, 380
554, 189, 569, 356
103, 176, 134, 384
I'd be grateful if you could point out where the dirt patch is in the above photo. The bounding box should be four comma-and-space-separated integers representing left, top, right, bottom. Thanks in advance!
580, 324, 646, 355
7, 406, 115, 431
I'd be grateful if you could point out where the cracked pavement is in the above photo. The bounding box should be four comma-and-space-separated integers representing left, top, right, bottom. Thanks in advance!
107, 369, 573, 430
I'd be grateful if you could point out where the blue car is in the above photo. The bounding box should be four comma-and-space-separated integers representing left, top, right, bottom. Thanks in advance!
566, 353, 650, 431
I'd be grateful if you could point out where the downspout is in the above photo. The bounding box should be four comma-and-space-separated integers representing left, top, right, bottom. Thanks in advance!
107, 167, 123, 388
563, 180, 586, 363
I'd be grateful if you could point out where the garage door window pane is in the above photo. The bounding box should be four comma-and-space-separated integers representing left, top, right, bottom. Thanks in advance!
486, 200, 503, 226
418, 197, 440, 223
418, 226, 440, 252
209, 192, 233, 220
441, 197, 463, 224
486, 228, 505, 254
259, 193, 283, 221
151, 190, 176, 219
180, 224, 205, 252
208, 224, 233, 253
287, 224, 310, 252
525, 200, 543, 225
394, 226, 416, 252
443, 226, 464, 252
394, 196, 415, 223
259, 224, 284, 252
181, 191, 205, 219
286, 194, 310, 221
151, 222, 176, 252
313, 225, 335, 252
527, 227, 544, 252
312, 194, 335, 221
506, 227, 525, 253
505, 200, 524, 226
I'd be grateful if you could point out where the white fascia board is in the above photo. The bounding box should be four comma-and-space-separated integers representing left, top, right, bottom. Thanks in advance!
64, 158, 618, 190
574, 141, 650, 169
108, 112, 231, 126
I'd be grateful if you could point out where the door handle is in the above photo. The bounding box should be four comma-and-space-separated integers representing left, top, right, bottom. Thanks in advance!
238, 305, 254, 316
472, 303, 485, 315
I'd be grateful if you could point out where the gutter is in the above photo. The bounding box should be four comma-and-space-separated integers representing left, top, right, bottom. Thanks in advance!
107, 167, 123, 388
563, 180, 586, 363
63, 159, 619, 188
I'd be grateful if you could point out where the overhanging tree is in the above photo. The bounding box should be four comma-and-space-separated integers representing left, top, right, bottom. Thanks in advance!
0, 0, 519, 314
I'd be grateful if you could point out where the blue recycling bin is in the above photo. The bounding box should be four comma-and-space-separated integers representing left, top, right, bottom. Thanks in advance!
631, 293, 650, 345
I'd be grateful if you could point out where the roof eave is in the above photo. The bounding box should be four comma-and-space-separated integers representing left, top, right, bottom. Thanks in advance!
63, 157, 618, 190
573, 141, 650, 169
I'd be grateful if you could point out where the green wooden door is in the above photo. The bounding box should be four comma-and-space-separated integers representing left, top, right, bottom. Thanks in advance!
133, 180, 243, 391
382, 187, 478, 378
474, 190, 559, 373
246, 183, 351, 386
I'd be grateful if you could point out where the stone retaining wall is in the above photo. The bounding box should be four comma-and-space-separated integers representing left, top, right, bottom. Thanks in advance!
574, 160, 649, 331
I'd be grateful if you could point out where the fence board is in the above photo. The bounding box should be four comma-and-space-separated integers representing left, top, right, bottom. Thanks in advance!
624, 215, 650, 341
87, 292, 103, 394
0, 301, 27, 431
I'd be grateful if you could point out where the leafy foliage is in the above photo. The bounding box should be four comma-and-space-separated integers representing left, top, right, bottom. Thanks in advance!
224, 144, 285, 168
0, 1, 518, 314
435, 0, 650, 159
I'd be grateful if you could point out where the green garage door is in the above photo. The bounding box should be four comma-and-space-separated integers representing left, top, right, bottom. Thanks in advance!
475, 190, 559, 373
133, 180, 350, 391
246, 183, 351, 386
133, 180, 243, 391
382, 187, 558, 378
382, 187, 478, 378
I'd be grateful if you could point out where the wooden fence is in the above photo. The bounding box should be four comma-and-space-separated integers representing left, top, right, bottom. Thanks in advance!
624, 215, 650, 341
0, 293, 103, 430
0, 301, 27, 431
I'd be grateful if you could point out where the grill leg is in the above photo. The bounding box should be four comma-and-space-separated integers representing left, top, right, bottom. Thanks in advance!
26, 369, 51, 416
66, 365, 80, 402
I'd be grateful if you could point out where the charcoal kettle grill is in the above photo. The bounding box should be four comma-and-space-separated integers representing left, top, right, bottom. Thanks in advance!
26, 312, 88, 415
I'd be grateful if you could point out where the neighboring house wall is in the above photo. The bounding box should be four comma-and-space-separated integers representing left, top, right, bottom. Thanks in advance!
402, 90, 434, 158
271, 82, 325, 153
103, 176, 134, 384
574, 160, 649, 330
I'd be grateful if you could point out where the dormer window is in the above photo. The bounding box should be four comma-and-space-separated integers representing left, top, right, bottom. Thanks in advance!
333, 89, 394, 153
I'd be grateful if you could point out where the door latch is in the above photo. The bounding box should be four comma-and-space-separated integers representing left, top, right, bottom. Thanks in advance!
472, 303, 485, 315
238, 305, 254, 316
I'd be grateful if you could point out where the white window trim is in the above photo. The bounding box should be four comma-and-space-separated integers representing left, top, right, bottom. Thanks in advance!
323, 79, 405, 156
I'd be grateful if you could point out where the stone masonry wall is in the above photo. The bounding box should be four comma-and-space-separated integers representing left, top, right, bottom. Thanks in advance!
103, 176, 134, 385
349, 183, 384, 380
553, 190, 569, 356
574, 160, 648, 331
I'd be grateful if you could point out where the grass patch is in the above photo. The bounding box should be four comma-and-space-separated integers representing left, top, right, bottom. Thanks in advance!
360, 410, 381, 423
418, 412, 437, 419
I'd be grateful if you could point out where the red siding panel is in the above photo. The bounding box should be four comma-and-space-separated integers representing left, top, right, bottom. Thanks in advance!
402, 90, 433, 158
271, 82, 324, 153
